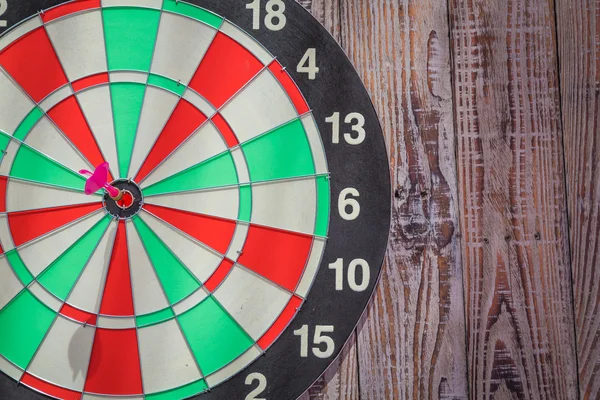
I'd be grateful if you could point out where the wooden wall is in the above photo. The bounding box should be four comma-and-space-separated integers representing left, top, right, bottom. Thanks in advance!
297, 0, 600, 398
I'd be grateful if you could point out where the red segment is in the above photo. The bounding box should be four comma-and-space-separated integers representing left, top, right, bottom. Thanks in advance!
117, 191, 134, 209
21, 373, 81, 400
135, 99, 207, 183
268, 61, 310, 115
238, 226, 313, 292
60, 303, 98, 326
48, 96, 112, 181
258, 295, 303, 349
204, 258, 234, 292
99, 221, 135, 316
189, 32, 263, 108
72, 72, 109, 92
212, 113, 238, 147
41, 0, 101, 23
84, 328, 143, 395
8, 203, 101, 247
0, 176, 7, 212
144, 204, 236, 254
0, 28, 68, 102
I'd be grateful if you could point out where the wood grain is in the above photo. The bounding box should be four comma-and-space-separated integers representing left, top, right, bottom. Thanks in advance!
449, 0, 579, 398
300, 0, 469, 398
299, 331, 361, 400
556, 0, 600, 398
339, 1, 468, 399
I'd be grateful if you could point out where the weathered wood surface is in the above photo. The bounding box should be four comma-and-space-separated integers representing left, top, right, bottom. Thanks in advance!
556, 1, 600, 399
299, 0, 599, 398
344, 0, 468, 399
301, 0, 469, 399
449, 0, 578, 398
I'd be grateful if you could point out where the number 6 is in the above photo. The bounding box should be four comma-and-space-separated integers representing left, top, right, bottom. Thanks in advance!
338, 188, 360, 220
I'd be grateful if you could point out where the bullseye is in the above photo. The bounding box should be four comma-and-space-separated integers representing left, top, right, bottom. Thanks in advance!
116, 191, 134, 209
103, 179, 144, 220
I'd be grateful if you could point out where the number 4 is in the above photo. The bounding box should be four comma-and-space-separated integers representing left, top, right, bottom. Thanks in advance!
297, 48, 319, 80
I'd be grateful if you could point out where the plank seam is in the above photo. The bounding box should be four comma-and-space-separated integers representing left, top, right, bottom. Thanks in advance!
552, 0, 582, 397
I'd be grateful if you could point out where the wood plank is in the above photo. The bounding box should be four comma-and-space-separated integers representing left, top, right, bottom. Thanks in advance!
556, 1, 600, 398
337, 1, 468, 399
299, 331, 361, 400
449, 0, 579, 398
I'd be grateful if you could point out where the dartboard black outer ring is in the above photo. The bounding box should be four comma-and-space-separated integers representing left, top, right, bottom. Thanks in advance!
0, 1, 391, 399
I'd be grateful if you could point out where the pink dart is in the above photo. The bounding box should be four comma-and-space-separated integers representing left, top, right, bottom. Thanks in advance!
80, 162, 123, 200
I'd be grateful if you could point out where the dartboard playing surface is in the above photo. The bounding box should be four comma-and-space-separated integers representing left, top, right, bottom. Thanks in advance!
0, 1, 390, 399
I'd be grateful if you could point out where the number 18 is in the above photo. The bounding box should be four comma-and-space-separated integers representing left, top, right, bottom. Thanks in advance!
246, 0, 287, 31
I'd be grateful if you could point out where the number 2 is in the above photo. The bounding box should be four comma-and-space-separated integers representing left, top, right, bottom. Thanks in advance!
0, 0, 8, 28
245, 372, 267, 400
246, 0, 286, 31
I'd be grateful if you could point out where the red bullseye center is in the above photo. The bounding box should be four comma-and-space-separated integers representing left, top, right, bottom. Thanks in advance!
116, 191, 134, 209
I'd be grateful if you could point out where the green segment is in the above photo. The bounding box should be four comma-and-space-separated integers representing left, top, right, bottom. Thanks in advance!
0, 131, 11, 165
162, 0, 223, 28
178, 296, 253, 375
146, 378, 208, 399
315, 176, 330, 236
0, 290, 55, 368
10, 143, 87, 191
242, 119, 315, 181
238, 184, 252, 222
6, 250, 33, 286
143, 152, 238, 197
136, 307, 174, 328
111, 83, 146, 178
38, 216, 111, 300
148, 74, 185, 96
133, 216, 200, 304
103, 7, 161, 71
14, 107, 43, 141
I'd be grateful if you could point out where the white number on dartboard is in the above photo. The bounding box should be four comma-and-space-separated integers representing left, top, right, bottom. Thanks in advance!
246, 0, 287, 31
338, 188, 360, 220
329, 258, 370, 292
293, 325, 335, 358
297, 48, 319, 80
0, 0, 8, 28
245, 372, 267, 400
326, 112, 366, 145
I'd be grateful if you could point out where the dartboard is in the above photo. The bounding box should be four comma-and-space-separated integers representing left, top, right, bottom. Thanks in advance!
0, 1, 390, 399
